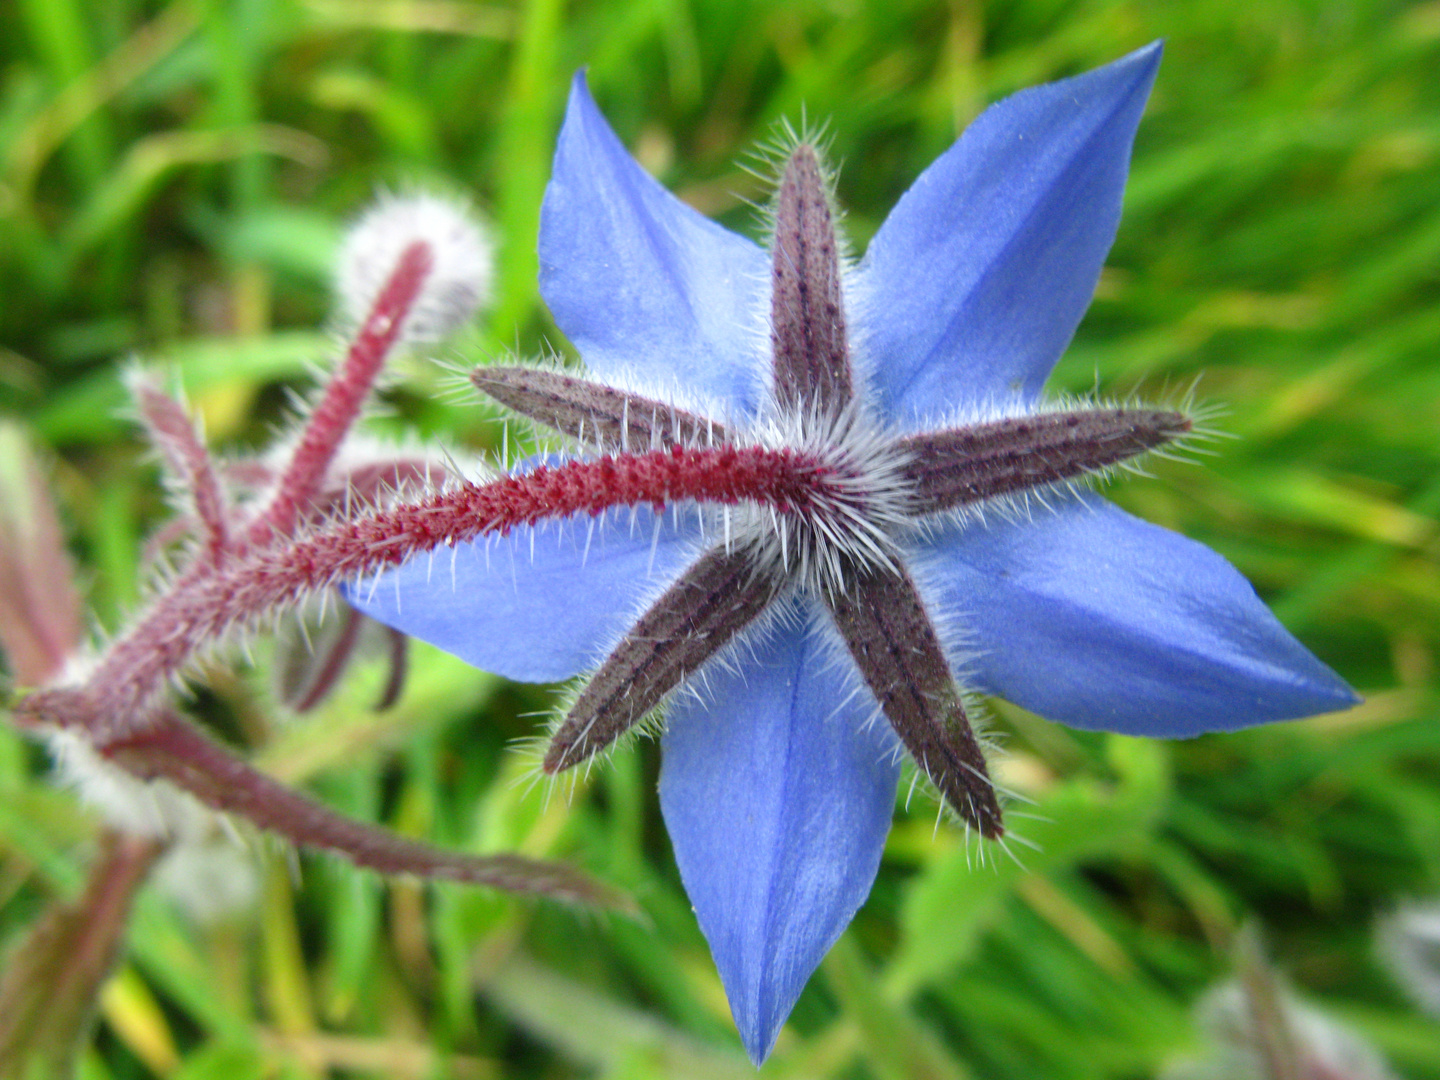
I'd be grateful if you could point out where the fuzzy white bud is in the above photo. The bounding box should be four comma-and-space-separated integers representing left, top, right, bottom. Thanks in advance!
152, 835, 260, 924
336, 191, 493, 343
1162, 977, 1400, 1080
45, 726, 260, 922
1378, 900, 1440, 1018
45, 727, 217, 842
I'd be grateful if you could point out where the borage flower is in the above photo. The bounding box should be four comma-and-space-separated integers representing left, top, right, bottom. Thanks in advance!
349, 43, 1357, 1063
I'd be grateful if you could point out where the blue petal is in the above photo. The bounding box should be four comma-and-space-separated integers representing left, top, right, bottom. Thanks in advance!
539, 73, 771, 418
659, 604, 900, 1064
915, 495, 1359, 735
852, 43, 1162, 424
341, 506, 702, 683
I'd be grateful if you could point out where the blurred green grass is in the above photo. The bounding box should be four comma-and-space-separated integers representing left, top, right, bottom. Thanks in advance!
3, 0, 1440, 1077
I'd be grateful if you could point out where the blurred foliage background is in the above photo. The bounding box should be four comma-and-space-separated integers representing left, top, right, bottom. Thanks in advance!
3, 0, 1440, 1076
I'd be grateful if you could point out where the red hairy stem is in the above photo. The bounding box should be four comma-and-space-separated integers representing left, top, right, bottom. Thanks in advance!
133, 380, 231, 564
15, 444, 837, 742
249, 241, 433, 545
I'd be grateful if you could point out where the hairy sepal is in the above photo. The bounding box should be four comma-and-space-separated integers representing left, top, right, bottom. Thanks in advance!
472, 365, 732, 451
770, 144, 853, 414
826, 562, 1003, 837
897, 405, 1193, 516
545, 547, 785, 773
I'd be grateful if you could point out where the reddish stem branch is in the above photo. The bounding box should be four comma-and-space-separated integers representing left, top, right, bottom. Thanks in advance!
105, 713, 630, 908
249, 241, 433, 545
16, 444, 837, 742
282, 603, 364, 713
134, 381, 231, 564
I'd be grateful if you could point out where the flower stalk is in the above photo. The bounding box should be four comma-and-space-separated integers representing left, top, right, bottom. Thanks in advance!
131, 377, 232, 565
15, 442, 854, 744
251, 240, 433, 545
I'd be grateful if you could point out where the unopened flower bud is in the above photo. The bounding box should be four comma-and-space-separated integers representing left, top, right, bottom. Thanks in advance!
45, 728, 217, 842
1378, 899, 1440, 1018
336, 192, 493, 344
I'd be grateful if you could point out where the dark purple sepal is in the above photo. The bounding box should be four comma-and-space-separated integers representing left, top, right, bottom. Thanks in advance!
472, 365, 731, 450
545, 545, 783, 772
897, 407, 1190, 515
770, 146, 853, 415
826, 563, 1003, 837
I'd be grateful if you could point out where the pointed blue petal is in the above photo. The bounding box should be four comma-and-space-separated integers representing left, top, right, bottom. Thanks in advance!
341, 506, 702, 683
915, 495, 1359, 735
659, 605, 900, 1064
540, 73, 771, 418
852, 43, 1162, 424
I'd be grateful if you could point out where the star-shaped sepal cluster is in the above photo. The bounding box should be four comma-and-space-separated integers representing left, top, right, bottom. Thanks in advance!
345, 50, 1360, 1063
472, 143, 1193, 838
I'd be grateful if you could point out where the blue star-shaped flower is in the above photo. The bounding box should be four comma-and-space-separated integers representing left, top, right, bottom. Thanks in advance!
348, 42, 1357, 1064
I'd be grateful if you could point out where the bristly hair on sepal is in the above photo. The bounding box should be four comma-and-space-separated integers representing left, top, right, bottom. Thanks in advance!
743, 115, 854, 266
